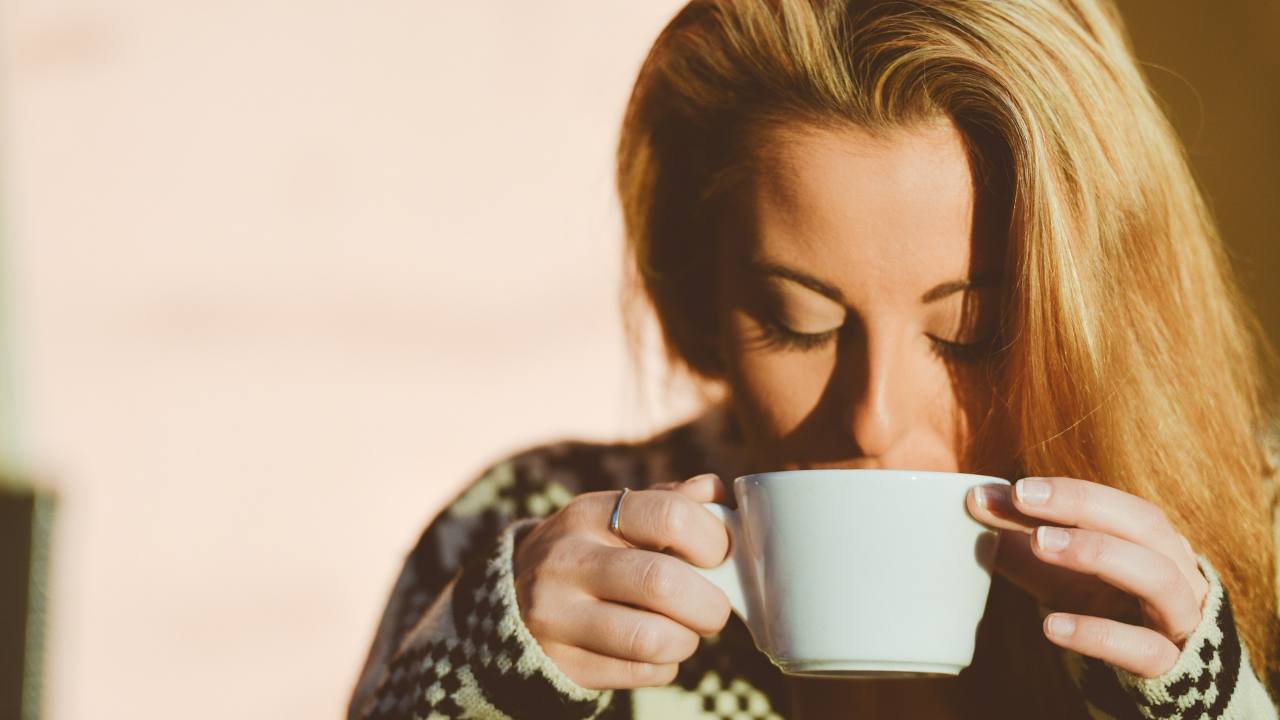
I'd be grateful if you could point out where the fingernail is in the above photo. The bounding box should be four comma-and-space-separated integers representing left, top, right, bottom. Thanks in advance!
1015, 478, 1051, 505
1046, 614, 1076, 638
1036, 526, 1070, 552
686, 473, 719, 484
973, 485, 1013, 513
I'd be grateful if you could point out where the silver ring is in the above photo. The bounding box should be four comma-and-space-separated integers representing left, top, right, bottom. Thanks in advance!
609, 487, 631, 543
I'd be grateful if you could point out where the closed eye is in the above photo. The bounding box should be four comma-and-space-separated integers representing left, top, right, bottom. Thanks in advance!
754, 318, 836, 352
927, 335, 996, 364
755, 317, 996, 364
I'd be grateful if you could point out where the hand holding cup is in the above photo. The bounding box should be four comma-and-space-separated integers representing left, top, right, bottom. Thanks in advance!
511, 474, 733, 690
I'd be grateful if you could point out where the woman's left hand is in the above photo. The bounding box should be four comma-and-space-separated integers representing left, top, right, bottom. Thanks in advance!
965, 476, 1210, 678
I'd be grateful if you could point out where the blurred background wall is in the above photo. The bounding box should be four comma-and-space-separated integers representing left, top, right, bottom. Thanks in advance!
0, 1, 1274, 718
0, 3, 699, 717
1117, 1, 1280, 345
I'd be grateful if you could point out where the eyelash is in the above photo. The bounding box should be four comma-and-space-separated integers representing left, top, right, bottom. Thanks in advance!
755, 318, 994, 363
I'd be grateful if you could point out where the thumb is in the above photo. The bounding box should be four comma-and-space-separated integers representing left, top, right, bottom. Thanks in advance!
672, 473, 726, 504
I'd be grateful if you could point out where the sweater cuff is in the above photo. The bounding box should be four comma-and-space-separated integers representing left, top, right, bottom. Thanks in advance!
491, 519, 613, 711
448, 518, 612, 718
1106, 555, 1270, 719
1054, 554, 1277, 720
367, 519, 613, 719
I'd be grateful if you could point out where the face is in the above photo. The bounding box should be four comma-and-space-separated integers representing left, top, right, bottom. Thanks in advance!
712, 118, 1011, 475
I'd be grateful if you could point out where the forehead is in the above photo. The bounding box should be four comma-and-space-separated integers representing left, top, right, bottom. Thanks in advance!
730, 119, 996, 298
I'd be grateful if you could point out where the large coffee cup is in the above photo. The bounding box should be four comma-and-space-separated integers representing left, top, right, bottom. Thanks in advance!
692, 469, 1005, 678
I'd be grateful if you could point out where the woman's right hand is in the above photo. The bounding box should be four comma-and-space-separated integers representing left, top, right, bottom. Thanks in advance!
511, 473, 733, 690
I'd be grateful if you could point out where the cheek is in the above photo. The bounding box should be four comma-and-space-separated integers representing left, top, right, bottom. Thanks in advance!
892, 359, 971, 451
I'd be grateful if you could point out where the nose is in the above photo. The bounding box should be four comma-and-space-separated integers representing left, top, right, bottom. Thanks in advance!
838, 324, 916, 458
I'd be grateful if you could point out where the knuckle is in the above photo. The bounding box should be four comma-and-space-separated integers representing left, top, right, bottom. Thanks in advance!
541, 537, 587, 578
558, 496, 591, 526
640, 557, 680, 602
1139, 504, 1170, 536
625, 660, 652, 685
1075, 533, 1109, 567
563, 491, 614, 528
521, 581, 558, 638
631, 662, 678, 687
1154, 561, 1186, 598
626, 660, 671, 687
568, 537, 602, 570
626, 620, 663, 660
657, 498, 691, 539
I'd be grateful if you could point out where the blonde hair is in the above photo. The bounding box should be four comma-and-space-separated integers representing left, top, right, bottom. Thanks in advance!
616, 0, 1279, 713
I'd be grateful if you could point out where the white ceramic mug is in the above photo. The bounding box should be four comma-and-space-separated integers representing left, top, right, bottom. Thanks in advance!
692, 469, 1006, 678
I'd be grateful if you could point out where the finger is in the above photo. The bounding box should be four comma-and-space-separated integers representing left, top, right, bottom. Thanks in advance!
1177, 532, 1194, 561
966, 484, 1041, 533
1032, 526, 1201, 642
1010, 477, 1195, 584
555, 598, 700, 664
1042, 612, 1180, 678
993, 529, 1109, 602
671, 473, 727, 504
584, 488, 730, 568
994, 529, 1141, 621
540, 643, 678, 690
583, 546, 732, 636
649, 473, 725, 494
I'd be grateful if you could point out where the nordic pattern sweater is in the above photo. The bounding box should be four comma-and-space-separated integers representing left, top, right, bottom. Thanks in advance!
348, 406, 1278, 719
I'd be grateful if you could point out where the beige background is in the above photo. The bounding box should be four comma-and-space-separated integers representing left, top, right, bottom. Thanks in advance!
0, 2, 1274, 718
0, 2, 696, 717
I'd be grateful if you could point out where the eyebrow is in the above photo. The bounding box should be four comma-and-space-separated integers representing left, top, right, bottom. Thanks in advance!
749, 260, 996, 304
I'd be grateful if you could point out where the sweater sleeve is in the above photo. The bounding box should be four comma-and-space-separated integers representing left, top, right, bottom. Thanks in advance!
1058, 556, 1278, 720
348, 456, 615, 720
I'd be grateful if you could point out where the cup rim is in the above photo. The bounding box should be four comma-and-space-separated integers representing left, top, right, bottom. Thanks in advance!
733, 469, 1010, 485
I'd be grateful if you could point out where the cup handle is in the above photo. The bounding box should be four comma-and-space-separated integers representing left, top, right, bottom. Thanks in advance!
693, 503, 752, 627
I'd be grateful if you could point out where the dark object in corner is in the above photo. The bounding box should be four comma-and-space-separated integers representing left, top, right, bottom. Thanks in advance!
0, 482, 54, 720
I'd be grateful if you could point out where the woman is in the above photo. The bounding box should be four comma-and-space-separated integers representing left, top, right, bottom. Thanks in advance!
349, 0, 1279, 717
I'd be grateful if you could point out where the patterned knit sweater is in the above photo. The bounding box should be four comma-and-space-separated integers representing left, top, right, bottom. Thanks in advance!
348, 405, 1279, 719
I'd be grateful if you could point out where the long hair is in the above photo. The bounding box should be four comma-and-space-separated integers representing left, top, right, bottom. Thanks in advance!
616, 0, 1279, 715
